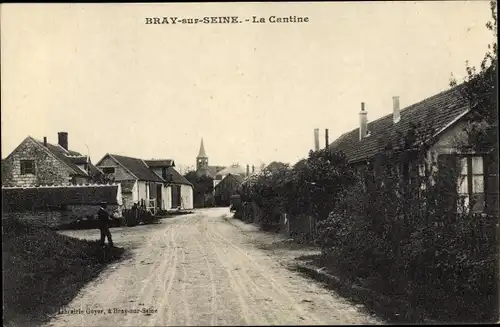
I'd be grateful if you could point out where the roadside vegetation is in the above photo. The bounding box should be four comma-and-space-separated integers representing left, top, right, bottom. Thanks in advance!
3, 217, 127, 326
235, 1, 498, 323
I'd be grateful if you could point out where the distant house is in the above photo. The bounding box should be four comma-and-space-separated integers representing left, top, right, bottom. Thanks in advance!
96, 154, 193, 211
2, 132, 105, 187
214, 173, 245, 206
213, 164, 248, 188
328, 85, 498, 213
144, 159, 194, 210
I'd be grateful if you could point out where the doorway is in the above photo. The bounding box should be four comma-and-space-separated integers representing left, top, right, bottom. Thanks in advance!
156, 184, 163, 210
171, 185, 181, 209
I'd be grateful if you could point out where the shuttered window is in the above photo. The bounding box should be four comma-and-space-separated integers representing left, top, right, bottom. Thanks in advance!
457, 156, 485, 212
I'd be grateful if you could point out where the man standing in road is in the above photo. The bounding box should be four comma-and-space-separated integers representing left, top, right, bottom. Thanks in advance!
97, 202, 114, 247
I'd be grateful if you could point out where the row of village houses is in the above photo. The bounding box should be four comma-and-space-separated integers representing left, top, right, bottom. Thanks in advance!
2, 83, 499, 216
242, 83, 498, 214
1, 133, 195, 214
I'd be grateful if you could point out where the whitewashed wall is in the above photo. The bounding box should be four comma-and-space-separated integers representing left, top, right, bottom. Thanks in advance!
131, 180, 139, 203
429, 121, 468, 155
137, 181, 147, 203
181, 185, 194, 209
161, 185, 171, 210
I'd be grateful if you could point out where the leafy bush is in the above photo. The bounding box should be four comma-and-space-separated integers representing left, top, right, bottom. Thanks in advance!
237, 148, 356, 226
316, 141, 498, 321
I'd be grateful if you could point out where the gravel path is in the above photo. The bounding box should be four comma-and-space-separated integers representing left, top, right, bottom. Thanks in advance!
45, 208, 381, 326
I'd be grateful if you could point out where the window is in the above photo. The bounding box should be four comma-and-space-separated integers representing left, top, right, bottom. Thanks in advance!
102, 167, 115, 174
20, 160, 35, 175
457, 156, 484, 212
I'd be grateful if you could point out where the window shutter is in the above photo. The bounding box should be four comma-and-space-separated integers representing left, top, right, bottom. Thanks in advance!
485, 153, 499, 214
437, 153, 459, 213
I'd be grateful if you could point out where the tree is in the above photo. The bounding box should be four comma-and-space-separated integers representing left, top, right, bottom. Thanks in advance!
184, 171, 214, 207
287, 148, 356, 221
450, 0, 497, 154
449, 1, 499, 322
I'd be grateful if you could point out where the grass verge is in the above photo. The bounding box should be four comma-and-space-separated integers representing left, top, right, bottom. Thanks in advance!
3, 217, 128, 327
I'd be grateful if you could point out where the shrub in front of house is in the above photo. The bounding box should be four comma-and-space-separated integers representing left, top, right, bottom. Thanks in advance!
237, 148, 356, 230
316, 152, 498, 322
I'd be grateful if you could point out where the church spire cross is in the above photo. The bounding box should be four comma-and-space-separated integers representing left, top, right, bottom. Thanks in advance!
197, 138, 207, 158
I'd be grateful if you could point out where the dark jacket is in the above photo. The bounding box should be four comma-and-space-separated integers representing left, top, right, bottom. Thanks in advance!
97, 207, 111, 225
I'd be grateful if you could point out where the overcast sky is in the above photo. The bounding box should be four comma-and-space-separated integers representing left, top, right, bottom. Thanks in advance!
1, 2, 494, 169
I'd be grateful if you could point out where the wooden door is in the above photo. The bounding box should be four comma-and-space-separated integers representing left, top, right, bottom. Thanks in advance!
171, 185, 181, 208
157, 184, 163, 210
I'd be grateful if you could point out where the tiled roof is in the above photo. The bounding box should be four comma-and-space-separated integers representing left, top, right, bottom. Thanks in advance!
67, 155, 88, 165
208, 166, 226, 178
144, 159, 175, 168
328, 85, 469, 163
108, 154, 164, 182
33, 139, 88, 177
87, 162, 105, 179
165, 167, 192, 186
198, 165, 226, 178
215, 173, 245, 190
215, 165, 246, 179
2, 184, 122, 211
230, 173, 245, 184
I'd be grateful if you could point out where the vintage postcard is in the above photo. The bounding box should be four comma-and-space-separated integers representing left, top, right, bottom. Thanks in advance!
2, 2, 498, 326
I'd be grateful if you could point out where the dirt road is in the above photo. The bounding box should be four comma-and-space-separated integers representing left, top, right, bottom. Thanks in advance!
46, 208, 380, 326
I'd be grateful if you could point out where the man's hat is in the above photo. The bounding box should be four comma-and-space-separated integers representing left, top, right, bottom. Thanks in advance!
100, 201, 107, 206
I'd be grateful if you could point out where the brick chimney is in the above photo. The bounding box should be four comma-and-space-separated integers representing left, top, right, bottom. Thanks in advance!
252, 165, 255, 173
43, 137, 47, 147
325, 128, 329, 148
58, 132, 68, 150
393, 96, 401, 123
246, 164, 250, 177
359, 102, 368, 141
314, 128, 320, 151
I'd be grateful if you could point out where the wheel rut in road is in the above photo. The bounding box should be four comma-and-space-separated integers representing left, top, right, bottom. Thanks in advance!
45, 208, 381, 326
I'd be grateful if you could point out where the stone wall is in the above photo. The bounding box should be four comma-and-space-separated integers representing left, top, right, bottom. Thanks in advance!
2, 212, 64, 228
3, 137, 72, 187
2, 204, 121, 228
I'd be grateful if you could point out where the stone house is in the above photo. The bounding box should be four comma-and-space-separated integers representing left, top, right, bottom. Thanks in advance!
96, 154, 194, 212
328, 85, 498, 214
2, 132, 105, 187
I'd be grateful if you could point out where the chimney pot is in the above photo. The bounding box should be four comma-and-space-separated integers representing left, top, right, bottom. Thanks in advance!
325, 129, 329, 148
359, 102, 368, 141
314, 128, 320, 151
58, 132, 68, 150
43, 137, 47, 146
393, 96, 401, 123
252, 165, 255, 173
246, 164, 250, 177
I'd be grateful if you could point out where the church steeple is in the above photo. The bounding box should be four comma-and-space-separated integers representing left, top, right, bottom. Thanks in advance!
196, 138, 209, 172
197, 138, 207, 158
